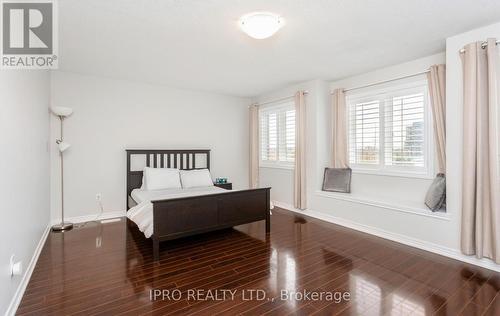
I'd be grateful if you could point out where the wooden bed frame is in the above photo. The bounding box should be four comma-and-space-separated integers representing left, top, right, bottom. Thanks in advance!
126, 149, 271, 260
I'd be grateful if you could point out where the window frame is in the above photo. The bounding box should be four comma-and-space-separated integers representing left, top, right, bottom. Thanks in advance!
346, 78, 434, 179
259, 101, 296, 170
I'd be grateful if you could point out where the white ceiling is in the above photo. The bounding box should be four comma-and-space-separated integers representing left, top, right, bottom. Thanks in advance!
58, 0, 500, 97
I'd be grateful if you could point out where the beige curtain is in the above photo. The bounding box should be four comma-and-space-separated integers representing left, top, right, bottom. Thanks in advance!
294, 91, 307, 209
249, 104, 259, 188
427, 65, 447, 174
331, 89, 348, 168
460, 38, 500, 263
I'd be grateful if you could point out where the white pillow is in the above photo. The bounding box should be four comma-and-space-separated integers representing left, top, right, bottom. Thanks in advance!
140, 174, 146, 189
143, 167, 181, 190
180, 169, 214, 188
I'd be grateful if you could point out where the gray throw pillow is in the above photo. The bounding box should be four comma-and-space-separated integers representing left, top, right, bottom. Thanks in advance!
322, 168, 352, 193
425, 173, 446, 212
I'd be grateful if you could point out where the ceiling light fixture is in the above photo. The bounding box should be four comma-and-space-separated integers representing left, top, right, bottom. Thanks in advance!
239, 12, 284, 39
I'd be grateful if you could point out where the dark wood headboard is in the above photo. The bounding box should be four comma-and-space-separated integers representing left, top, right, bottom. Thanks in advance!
126, 149, 210, 206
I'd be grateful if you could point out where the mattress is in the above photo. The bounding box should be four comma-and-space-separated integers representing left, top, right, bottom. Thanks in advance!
130, 186, 226, 204
127, 185, 230, 238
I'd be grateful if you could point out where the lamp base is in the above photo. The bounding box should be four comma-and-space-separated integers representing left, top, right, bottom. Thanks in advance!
52, 222, 73, 232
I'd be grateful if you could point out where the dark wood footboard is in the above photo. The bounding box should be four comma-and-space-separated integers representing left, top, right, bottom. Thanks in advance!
151, 188, 271, 260
126, 149, 271, 261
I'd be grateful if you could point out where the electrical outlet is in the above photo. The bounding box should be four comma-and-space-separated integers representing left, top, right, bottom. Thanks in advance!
10, 255, 22, 277
95, 193, 102, 201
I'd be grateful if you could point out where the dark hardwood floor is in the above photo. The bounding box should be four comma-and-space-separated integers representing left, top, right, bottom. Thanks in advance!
17, 208, 500, 315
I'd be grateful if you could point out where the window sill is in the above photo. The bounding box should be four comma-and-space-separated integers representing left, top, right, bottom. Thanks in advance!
314, 190, 450, 221
351, 168, 435, 180
259, 163, 294, 170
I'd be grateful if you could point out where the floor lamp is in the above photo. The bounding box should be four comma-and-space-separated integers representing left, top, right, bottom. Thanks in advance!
51, 106, 73, 232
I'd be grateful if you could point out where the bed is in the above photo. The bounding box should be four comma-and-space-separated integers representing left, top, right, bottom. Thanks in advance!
126, 149, 271, 260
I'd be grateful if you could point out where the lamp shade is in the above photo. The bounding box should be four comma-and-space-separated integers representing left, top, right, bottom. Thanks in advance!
51, 106, 73, 117
239, 12, 284, 39
58, 141, 71, 153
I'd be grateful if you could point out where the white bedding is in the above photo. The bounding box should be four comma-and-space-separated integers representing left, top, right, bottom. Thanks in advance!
127, 186, 229, 238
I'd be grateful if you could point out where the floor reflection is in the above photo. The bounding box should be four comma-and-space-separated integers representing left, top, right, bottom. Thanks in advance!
391, 293, 425, 315
294, 215, 307, 224
284, 253, 298, 308
17, 208, 500, 316
350, 273, 382, 314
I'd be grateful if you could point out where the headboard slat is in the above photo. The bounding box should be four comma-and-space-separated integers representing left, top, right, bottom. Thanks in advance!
126, 149, 211, 208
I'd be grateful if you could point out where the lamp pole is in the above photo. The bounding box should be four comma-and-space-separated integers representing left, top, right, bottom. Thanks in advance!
52, 115, 73, 232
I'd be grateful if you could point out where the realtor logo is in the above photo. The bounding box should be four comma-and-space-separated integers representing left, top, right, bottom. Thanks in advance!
1, 0, 58, 69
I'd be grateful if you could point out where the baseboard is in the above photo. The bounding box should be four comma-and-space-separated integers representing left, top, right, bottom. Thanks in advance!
272, 201, 500, 273
51, 210, 126, 225
5, 224, 51, 316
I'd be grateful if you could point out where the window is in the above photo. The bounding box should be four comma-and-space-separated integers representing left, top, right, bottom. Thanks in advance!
260, 103, 295, 168
347, 80, 433, 178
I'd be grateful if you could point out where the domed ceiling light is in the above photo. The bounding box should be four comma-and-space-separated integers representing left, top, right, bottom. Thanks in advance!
239, 12, 284, 39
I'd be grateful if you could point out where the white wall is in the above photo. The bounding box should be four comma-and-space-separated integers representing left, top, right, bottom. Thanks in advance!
256, 54, 444, 210
256, 40, 500, 269
323, 53, 445, 207
50, 71, 251, 220
0, 70, 50, 315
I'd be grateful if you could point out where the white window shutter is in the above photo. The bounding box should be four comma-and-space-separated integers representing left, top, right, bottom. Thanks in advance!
384, 93, 425, 167
284, 110, 295, 162
349, 100, 380, 165
347, 80, 432, 177
259, 103, 296, 167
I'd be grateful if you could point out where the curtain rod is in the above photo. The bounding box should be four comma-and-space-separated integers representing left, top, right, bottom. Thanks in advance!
459, 40, 500, 54
330, 70, 430, 94
253, 91, 309, 107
